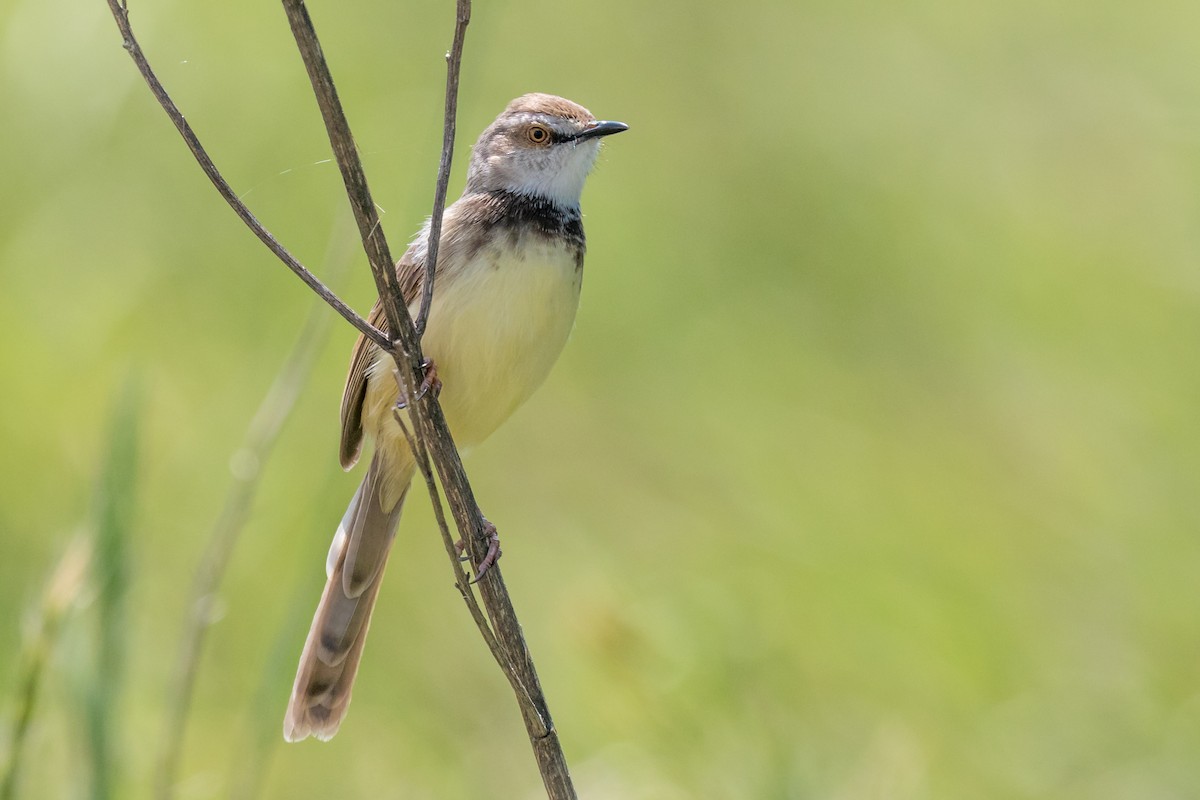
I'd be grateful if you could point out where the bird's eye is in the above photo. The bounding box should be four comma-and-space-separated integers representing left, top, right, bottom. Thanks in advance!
526, 124, 551, 145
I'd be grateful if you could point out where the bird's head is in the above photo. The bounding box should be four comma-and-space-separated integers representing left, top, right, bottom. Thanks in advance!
465, 93, 628, 207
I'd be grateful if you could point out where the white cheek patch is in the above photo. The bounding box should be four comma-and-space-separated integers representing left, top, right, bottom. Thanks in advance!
509, 142, 600, 206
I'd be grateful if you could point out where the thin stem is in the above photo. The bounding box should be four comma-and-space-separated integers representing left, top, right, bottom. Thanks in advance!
415, 0, 471, 337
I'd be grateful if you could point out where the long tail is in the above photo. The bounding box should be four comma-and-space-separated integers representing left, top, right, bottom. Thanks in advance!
284, 453, 410, 742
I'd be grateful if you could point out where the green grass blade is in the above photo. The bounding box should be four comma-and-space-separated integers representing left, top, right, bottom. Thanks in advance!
85, 375, 141, 800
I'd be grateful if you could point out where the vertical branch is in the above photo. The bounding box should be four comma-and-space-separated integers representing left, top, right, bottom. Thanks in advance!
415, 0, 471, 337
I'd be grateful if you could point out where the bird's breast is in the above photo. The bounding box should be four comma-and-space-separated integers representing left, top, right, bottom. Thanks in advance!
377, 233, 583, 449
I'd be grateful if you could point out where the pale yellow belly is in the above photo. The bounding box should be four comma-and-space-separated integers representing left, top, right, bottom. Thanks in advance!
363, 236, 582, 460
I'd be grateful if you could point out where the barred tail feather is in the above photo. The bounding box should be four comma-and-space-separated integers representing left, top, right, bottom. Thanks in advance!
284, 454, 409, 742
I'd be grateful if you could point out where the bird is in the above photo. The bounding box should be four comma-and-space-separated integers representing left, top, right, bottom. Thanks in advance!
283, 93, 627, 742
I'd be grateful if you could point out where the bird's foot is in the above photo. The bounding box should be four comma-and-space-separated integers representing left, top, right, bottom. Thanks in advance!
455, 519, 502, 582
415, 358, 442, 403
395, 358, 442, 409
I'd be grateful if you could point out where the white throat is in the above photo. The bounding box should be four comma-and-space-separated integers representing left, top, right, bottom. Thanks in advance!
503, 140, 600, 207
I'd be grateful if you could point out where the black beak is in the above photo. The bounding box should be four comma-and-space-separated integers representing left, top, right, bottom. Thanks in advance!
571, 120, 629, 141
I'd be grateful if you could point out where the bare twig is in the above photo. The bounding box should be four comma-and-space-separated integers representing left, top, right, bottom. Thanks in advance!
415, 0, 472, 337
153, 228, 353, 800
103, 0, 388, 351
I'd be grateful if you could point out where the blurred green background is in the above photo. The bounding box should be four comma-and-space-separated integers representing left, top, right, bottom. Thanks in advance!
2, 0, 1199, 797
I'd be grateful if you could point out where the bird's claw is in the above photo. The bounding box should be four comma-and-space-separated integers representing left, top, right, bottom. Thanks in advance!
396, 358, 442, 410
457, 520, 502, 583
415, 358, 442, 403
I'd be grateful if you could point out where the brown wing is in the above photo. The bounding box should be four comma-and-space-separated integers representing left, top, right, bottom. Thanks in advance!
338, 245, 428, 469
